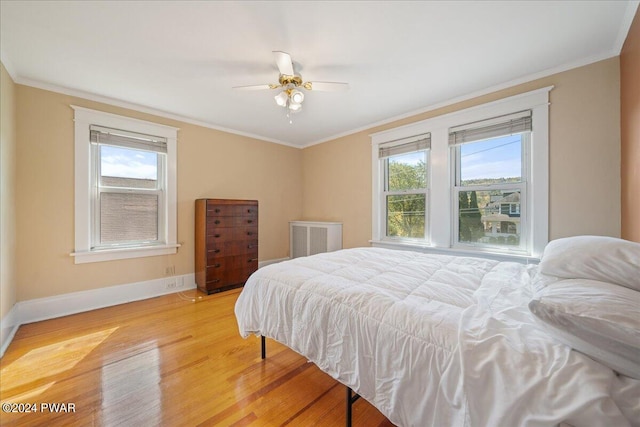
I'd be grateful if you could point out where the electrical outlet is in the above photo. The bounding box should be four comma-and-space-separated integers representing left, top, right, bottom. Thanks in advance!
166, 281, 177, 289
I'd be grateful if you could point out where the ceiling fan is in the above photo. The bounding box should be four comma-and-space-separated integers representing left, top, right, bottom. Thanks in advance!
233, 51, 349, 118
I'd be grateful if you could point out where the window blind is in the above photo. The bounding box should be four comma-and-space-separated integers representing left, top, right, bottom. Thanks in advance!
90, 125, 167, 153
448, 110, 532, 146
378, 133, 431, 158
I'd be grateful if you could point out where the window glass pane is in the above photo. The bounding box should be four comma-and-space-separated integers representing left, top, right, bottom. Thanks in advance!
458, 189, 521, 247
460, 134, 522, 186
387, 151, 427, 191
100, 145, 158, 189
386, 194, 425, 238
100, 193, 158, 243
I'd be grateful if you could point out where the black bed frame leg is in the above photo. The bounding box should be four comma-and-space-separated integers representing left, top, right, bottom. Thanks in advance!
260, 338, 356, 426
346, 386, 360, 427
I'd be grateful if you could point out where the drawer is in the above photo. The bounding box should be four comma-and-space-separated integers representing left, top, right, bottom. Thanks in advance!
206, 255, 258, 272
207, 216, 257, 229
207, 203, 258, 218
207, 248, 258, 268
207, 246, 258, 264
206, 240, 258, 257
206, 263, 258, 287
206, 227, 258, 242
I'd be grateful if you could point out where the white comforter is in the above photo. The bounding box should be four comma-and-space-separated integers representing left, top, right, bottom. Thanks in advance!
234, 247, 640, 427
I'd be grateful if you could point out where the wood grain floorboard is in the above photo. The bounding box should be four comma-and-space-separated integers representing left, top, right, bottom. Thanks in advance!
0, 288, 395, 426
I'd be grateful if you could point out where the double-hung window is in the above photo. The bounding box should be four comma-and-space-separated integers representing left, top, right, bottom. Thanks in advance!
72, 107, 179, 264
379, 134, 430, 241
371, 87, 550, 260
450, 111, 531, 253
91, 126, 167, 249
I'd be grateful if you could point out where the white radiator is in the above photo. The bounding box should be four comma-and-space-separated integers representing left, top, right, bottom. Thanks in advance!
290, 221, 342, 258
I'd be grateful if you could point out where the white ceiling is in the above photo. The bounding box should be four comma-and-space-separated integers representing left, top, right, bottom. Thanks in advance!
1, 1, 637, 147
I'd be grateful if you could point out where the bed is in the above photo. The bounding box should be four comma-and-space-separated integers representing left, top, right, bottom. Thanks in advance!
234, 236, 640, 426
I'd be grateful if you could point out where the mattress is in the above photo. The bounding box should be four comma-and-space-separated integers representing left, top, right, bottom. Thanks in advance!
235, 247, 640, 426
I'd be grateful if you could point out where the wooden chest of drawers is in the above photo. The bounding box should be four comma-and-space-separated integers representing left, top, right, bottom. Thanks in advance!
195, 199, 258, 294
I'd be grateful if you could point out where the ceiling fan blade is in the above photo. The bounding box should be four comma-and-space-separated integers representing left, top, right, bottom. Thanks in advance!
304, 81, 350, 92
232, 84, 278, 91
273, 51, 294, 76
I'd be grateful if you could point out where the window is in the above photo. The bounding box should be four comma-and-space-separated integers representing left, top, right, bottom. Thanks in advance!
450, 111, 531, 253
371, 87, 550, 260
379, 135, 430, 240
72, 107, 179, 263
91, 126, 167, 249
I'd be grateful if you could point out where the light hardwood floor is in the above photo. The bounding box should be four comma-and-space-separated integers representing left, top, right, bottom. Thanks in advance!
0, 288, 394, 426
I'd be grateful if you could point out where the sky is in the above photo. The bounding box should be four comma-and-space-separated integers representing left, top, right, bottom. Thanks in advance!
460, 134, 522, 182
390, 134, 522, 182
100, 146, 158, 180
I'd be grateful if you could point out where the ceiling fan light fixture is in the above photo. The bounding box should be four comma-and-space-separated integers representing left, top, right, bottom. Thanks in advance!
274, 91, 288, 107
290, 89, 304, 104
288, 101, 302, 112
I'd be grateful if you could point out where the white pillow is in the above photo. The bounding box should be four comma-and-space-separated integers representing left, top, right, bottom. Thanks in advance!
538, 236, 640, 291
529, 279, 640, 379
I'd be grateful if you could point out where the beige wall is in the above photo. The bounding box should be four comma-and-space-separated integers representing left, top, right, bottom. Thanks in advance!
4, 56, 625, 303
15, 85, 302, 301
302, 136, 372, 249
1, 64, 17, 320
302, 58, 622, 248
621, 8, 640, 243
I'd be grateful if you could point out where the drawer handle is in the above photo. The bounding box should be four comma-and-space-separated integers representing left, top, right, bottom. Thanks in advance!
248, 258, 258, 263
214, 263, 221, 268
209, 279, 220, 284
207, 249, 221, 254
247, 209, 252, 213
247, 244, 254, 249
215, 220, 220, 224
214, 234, 221, 238
247, 219, 253, 224
247, 232, 253, 236
215, 208, 220, 213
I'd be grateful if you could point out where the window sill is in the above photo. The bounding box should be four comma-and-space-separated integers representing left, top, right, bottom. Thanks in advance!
70, 244, 180, 264
369, 239, 539, 264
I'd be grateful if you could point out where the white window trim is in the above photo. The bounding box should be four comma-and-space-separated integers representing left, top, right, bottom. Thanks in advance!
370, 86, 551, 260
71, 106, 180, 264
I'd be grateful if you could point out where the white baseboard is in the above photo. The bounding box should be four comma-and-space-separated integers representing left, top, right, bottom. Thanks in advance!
0, 305, 20, 359
0, 258, 289, 358
17, 273, 198, 326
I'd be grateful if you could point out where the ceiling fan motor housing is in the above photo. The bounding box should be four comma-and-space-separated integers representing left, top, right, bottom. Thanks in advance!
279, 74, 303, 88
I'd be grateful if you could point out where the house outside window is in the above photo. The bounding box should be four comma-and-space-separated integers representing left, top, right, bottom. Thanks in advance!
72, 107, 179, 264
370, 87, 550, 261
